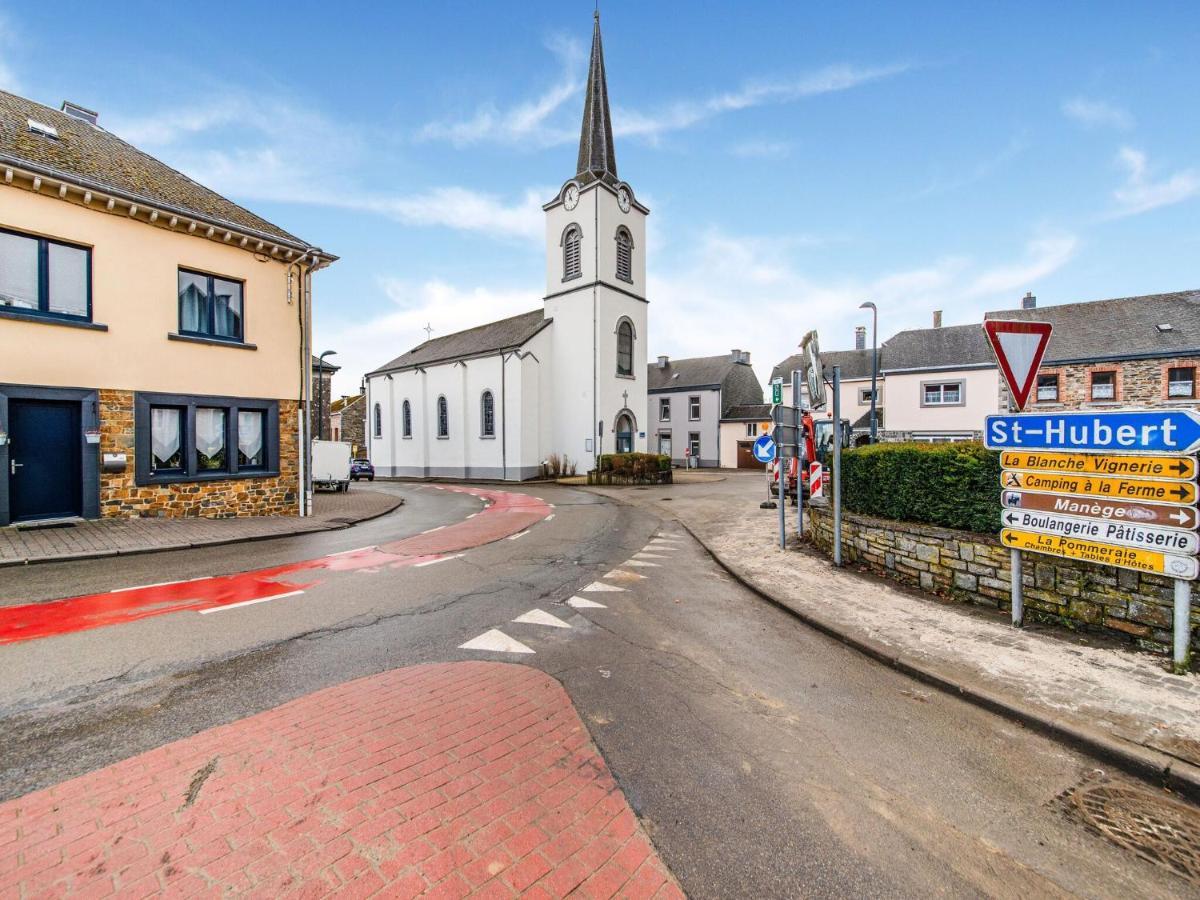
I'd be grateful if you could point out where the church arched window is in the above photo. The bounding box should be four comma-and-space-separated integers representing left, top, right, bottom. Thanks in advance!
402, 400, 412, 438
481, 391, 495, 437
373, 403, 382, 438
437, 396, 449, 438
615, 226, 633, 283
562, 224, 582, 281
616, 318, 634, 376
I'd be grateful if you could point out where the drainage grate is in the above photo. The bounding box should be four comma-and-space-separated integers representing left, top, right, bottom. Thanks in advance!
1061, 780, 1200, 883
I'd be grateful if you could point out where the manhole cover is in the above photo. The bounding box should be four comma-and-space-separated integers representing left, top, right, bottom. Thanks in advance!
1062, 780, 1200, 883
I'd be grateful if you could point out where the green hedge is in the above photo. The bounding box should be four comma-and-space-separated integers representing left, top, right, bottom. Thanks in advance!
597, 453, 671, 476
841, 442, 1001, 533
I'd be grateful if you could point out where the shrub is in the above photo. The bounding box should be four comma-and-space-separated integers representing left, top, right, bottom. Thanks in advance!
597, 453, 670, 475
841, 441, 1001, 533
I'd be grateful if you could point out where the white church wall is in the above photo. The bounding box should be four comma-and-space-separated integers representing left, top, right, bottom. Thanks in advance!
595, 184, 645, 299
544, 192, 597, 297
595, 285, 648, 455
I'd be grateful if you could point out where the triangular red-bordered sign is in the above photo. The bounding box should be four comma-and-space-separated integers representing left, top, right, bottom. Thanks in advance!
983, 320, 1053, 411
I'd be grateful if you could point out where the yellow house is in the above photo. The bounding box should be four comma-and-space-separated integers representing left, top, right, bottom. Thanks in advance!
0, 92, 335, 524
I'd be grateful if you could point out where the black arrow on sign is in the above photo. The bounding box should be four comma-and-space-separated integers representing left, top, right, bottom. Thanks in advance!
1172, 485, 1190, 500
1004, 512, 1018, 525
1170, 460, 1189, 475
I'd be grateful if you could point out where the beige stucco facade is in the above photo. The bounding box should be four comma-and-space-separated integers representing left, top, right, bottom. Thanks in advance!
883, 366, 1000, 439
2, 185, 302, 400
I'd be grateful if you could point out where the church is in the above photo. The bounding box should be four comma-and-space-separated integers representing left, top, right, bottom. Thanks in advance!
365, 13, 649, 480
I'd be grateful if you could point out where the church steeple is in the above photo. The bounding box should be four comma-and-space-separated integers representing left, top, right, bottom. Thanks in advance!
576, 11, 618, 187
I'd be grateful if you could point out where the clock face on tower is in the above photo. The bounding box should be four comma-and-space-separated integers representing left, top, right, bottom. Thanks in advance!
563, 183, 580, 211
617, 186, 631, 213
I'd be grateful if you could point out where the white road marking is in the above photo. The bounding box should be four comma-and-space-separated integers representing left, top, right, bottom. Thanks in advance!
327, 546, 375, 557
414, 554, 465, 567
200, 590, 305, 615
634, 552, 668, 559
507, 530, 530, 540
582, 581, 624, 592
112, 575, 210, 592
549, 504, 556, 509
466, 513, 478, 519
650, 538, 683, 544
605, 569, 646, 580
623, 560, 659, 568
545, 514, 556, 521
567, 596, 607, 609
513, 609, 572, 628
420, 525, 446, 534
459, 629, 535, 654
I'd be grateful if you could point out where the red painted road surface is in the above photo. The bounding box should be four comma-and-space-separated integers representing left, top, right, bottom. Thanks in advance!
1, 662, 681, 898
0, 487, 550, 646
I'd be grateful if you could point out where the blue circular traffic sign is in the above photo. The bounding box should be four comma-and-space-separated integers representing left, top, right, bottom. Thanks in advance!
753, 435, 776, 463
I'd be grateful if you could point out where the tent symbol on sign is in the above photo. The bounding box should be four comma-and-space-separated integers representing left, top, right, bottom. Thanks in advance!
1003, 472, 1021, 488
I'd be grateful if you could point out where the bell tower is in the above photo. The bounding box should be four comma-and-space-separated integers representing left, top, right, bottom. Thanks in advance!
543, 11, 649, 468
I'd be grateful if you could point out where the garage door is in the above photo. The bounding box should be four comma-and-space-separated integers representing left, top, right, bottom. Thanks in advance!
736, 441, 764, 469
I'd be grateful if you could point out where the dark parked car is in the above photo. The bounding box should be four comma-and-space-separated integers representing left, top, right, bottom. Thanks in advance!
351, 458, 375, 481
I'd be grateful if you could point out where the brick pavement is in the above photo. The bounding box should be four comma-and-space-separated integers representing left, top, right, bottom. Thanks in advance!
0, 662, 681, 898
0, 488, 403, 567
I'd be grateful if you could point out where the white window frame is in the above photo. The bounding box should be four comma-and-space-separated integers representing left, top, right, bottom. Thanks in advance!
920, 380, 964, 407
1167, 366, 1195, 399
688, 395, 701, 421
1090, 371, 1116, 401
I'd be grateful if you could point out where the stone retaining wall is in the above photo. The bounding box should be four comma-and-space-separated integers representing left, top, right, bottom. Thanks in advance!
99, 390, 300, 518
808, 505, 1198, 656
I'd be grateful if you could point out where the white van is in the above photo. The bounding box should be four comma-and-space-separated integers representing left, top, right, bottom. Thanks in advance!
311, 440, 352, 492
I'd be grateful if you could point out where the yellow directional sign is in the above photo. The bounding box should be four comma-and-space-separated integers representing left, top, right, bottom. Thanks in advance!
1000, 451, 1196, 480
1000, 529, 1198, 579
1000, 470, 1197, 505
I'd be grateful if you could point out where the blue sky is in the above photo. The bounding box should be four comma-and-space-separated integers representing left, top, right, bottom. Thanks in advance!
2, 1, 1197, 396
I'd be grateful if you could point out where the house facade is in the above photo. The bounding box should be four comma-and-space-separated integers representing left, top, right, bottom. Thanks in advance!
365, 13, 649, 480
647, 351, 763, 467
771, 344, 878, 444
330, 394, 366, 456
0, 92, 334, 524
311, 355, 341, 442
718, 403, 772, 468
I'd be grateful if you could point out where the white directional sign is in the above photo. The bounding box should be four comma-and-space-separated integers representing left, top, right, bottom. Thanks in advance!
1001, 507, 1198, 554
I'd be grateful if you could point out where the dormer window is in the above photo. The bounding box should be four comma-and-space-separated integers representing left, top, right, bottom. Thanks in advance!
615, 227, 633, 283
562, 225, 582, 281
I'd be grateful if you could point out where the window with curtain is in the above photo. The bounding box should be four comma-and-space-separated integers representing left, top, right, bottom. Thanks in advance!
178, 269, 244, 341
1168, 367, 1195, 399
402, 400, 412, 438
195, 407, 227, 471
1037, 374, 1059, 402
616, 320, 633, 376
437, 396, 449, 438
1091, 371, 1116, 401
150, 407, 184, 471
563, 225, 582, 280
481, 391, 495, 437
237, 410, 265, 468
0, 227, 90, 320
374, 403, 383, 438
615, 227, 632, 282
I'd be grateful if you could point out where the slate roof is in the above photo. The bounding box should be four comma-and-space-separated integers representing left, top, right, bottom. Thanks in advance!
722, 403, 772, 422
330, 395, 363, 414
0, 90, 316, 248
879, 323, 994, 373
770, 348, 876, 382
576, 13, 618, 188
312, 356, 341, 373
984, 290, 1200, 363
367, 310, 552, 375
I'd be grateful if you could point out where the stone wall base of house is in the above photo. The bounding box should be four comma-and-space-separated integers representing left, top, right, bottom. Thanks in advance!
808, 505, 1198, 656
99, 390, 300, 518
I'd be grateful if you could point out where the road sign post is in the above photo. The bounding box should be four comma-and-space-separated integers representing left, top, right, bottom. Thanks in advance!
832, 365, 842, 567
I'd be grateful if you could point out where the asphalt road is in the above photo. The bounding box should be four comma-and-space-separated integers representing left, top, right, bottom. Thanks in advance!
0, 481, 1192, 897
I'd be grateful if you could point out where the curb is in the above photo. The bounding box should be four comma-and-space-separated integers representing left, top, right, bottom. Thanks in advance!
676, 518, 1200, 805
0, 494, 405, 569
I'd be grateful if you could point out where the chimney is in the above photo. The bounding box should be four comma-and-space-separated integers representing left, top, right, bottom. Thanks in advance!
60, 101, 98, 125
932, 310, 942, 328
730, 348, 742, 361
657, 355, 669, 369
1022, 291, 1036, 310
854, 326, 866, 351
740, 351, 751, 364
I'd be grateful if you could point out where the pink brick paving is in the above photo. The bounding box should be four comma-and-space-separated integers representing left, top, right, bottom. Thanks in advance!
0, 662, 683, 898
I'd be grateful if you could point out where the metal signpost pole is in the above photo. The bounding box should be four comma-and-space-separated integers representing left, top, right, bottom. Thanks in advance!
1006, 391, 1023, 627
793, 368, 804, 539
777, 441, 786, 550
832, 365, 842, 567
1175, 579, 1192, 674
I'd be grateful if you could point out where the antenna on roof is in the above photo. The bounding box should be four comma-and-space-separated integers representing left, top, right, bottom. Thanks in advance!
423, 323, 434, 342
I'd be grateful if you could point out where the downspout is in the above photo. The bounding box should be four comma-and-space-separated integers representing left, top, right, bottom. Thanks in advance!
592, 187, 599, 469
501, 352, 508, 481
292, 259, 310, 517
301, 260, 316, 515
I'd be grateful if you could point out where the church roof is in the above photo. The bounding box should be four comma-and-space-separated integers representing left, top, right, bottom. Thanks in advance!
576, 12, 618, 188
367, 310, 552, 375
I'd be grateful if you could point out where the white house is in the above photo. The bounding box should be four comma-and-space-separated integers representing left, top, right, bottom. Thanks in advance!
364, 13, 648, 479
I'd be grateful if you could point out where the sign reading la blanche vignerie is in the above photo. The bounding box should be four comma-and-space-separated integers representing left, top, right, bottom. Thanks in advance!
1000, 470, 1197, 504
1000, 507, 1198, 554
999, 450, 1197, 480
1002, 489, 1200, 530
1000, 529, 1199, 579
986, 409, 1200, 455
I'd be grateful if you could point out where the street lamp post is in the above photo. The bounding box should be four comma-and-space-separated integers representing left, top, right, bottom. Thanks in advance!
859, 301, 878, 443
317, 350, 337, 441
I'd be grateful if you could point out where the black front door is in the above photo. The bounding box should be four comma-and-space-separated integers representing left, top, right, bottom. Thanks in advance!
9, 400, 82, 521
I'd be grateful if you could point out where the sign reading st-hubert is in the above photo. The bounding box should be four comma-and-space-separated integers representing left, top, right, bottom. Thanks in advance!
1000, 529, 1199, 580
986, 409, 1200, 455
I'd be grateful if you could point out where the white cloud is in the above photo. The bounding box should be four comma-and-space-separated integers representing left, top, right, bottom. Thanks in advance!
417, 35, 584, 147
965, 232, 1079, 297
730, 139, 792, 159
1109, 146, 1199, 218
1062, 97, 1133, 130
350, 187, 547, 241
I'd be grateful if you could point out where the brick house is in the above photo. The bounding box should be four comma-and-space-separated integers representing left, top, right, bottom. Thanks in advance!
330, 394, 366, 457
0, 91, 335, 523
985, 290, 1200, 411
310, 355, 340, 442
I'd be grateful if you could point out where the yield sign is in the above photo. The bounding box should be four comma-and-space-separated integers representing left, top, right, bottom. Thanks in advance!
983, 319, 1053, 412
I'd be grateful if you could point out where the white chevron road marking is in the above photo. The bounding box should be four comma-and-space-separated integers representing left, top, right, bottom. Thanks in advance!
458, 629, 535, 654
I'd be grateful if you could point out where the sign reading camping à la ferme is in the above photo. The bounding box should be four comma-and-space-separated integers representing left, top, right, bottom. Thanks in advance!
986, 409, 1200, 455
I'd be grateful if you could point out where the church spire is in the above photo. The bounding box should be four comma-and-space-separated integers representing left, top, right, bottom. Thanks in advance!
576, 10, 618, 187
